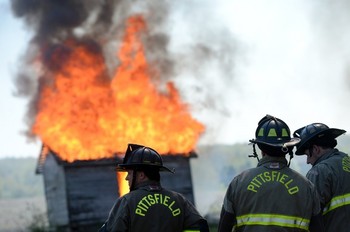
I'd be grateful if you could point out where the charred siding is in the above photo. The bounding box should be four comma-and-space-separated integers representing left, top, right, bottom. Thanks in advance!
40, 152, 120, 230
64, 163, 119, 227
161, 155, 195, 203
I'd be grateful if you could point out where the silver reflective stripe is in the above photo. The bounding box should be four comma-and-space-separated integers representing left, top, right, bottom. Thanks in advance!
323, 193, 350, 215
236, 213, 309, 230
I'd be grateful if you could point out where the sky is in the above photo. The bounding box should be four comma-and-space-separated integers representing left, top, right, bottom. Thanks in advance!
1, 0, 350, 158
0, 0, 36, 157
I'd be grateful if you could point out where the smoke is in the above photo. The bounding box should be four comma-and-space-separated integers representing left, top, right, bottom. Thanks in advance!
10, 0, 124, 137
10, 0, 238, 142
194, 0, 350, 145
308, 0, 350, 89
17, 0, 350, 147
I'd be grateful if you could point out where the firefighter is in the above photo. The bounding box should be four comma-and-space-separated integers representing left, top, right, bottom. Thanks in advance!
293, 123, 350, 232
218, 115, 324, 232
99, 144, 209, 232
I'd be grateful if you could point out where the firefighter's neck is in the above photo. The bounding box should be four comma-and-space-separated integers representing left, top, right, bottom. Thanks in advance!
261, 151, 278, 158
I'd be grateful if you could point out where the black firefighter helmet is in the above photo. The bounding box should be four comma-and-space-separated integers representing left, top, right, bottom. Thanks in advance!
249, 115, 300, 156
117, 144, 174, 173
293, 123, 346, 155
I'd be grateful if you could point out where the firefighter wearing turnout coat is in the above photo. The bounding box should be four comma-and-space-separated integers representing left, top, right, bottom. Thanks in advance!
293, 123, 350, 232
99, 144, 209, 232
218, 115, 324, 232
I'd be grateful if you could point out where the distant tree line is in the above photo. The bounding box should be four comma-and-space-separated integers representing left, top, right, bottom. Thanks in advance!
1, 134, 349, 200
0, 157, 44, 199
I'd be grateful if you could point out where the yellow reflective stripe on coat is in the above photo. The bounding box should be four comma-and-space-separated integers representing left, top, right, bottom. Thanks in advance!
323, 193, 350, 215
236, 214, 310, 230
183, 230, 200, 232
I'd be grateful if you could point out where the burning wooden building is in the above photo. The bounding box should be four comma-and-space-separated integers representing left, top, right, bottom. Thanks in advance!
30, 14, 205, 232
36, 145, 197, 231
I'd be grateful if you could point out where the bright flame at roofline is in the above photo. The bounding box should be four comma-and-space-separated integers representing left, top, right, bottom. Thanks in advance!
33, 15, 205, 162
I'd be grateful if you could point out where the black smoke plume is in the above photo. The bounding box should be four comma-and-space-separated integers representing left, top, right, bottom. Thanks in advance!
11, 0, 238, 141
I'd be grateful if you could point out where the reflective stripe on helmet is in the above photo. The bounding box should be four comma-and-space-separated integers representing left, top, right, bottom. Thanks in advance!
258, 128, 264, 137
236, 213, 310, 230
252, 115, 299, 147
323, 193, 350, 215
282, 128, 289, 137
267, 128, 277, 137
260, 128, 290, 138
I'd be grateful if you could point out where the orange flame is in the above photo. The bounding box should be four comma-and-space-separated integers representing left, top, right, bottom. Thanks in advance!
32, 15, 204, 162
117, 172, 129, 196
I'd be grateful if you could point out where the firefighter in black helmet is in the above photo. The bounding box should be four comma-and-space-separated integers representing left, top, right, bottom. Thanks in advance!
218, 115, 324, 232
293, 123, 350, 232
99, 144, 209, 232
248, 114, 301, 165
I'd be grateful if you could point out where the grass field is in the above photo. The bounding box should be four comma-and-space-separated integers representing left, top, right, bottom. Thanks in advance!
0, 197, 219, 232
0, 197, 47, 232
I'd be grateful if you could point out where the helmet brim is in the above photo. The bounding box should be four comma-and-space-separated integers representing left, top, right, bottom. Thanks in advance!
295, 128, 346, 155
116, 163, 175, 173
249, 137, 300, 148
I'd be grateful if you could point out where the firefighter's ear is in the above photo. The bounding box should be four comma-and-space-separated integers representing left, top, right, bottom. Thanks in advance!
311, 145, 318, 153
310, 145, 323, 157
137, 171, 147, 180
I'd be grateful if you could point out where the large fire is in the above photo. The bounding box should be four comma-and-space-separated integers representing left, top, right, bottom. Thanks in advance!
33, 15, 205, 163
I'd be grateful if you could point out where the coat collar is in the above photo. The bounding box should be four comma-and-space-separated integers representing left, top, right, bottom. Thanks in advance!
257, 155, 288, 169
